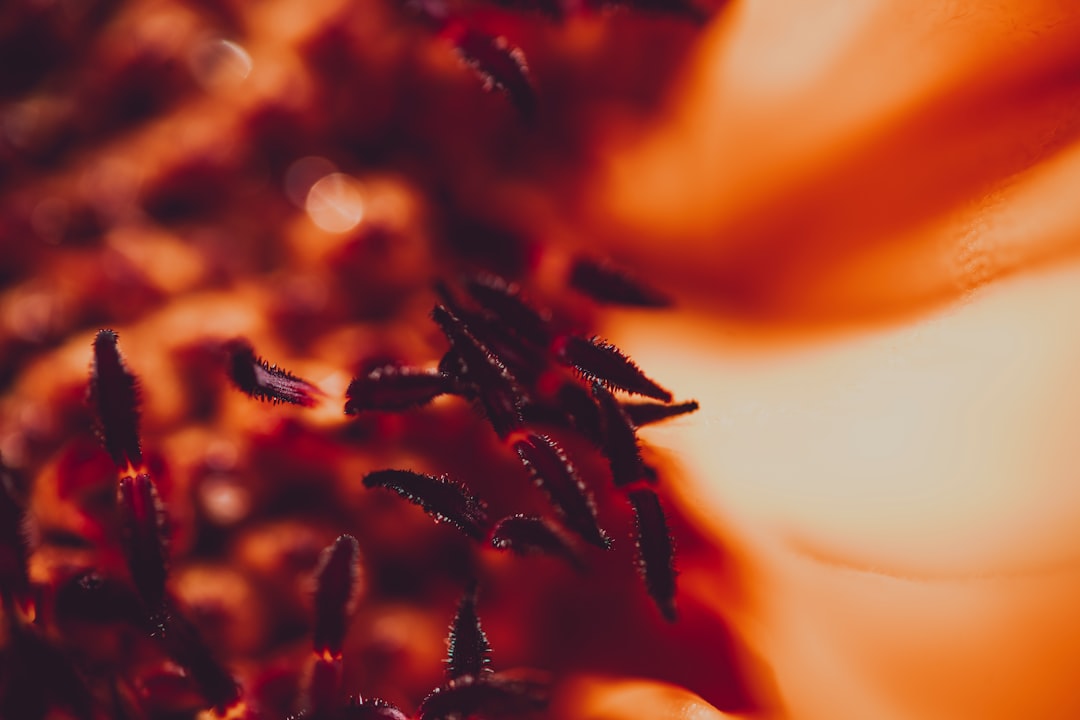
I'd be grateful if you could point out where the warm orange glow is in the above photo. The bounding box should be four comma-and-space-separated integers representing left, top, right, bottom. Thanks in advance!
20, 598, 36, 626
197, 699, 249, 720
306, 173, 366, 234
285, 156, 338, 208
187, 39, 254, 93
580, 0, 1080, 328
6, 0, 1080, 718
603, 270, 1080, 718
554, 676, 739, 720
567, 2, 1080, 718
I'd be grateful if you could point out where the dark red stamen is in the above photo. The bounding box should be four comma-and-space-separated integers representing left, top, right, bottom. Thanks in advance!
552, 335, 672, 402
517, 380, 603, 446
490, 514, 583, 570
307, 653, 342, 717
345, 365, 453, 414
621, 399, 700, 427
453, 310, 546, 386
591, 382, 645, 488
512, 433, 611, 549
567, 257, 672, 308
463, 275, 551, 350
432, 305, 525, 438
89, 329, 143, 469
553, 381, 605, 446
362, 469, 490, 541
225, 338, 320, 407
312, 534, 361, 659
117, 473, 168, 612
627, 488, 678, 622
419, 674, 548, 720
158, 610, 242, 712
446, 582, 491, 680
451, 27, 536, 119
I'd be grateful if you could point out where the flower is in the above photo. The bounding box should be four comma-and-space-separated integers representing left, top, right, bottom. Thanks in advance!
6, 1, 1080, 719
560, 2, 1080, 718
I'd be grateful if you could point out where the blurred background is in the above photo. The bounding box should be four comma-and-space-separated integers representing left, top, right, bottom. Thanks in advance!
0, 0, 750, 718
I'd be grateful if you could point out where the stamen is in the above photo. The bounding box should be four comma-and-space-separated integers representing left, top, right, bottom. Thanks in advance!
591, 381, 645, 488
449, 26, 536, 119
567, 256, 672, 308
117, 473, 169, 612
628, 488, 678, 622
552, 335, 672, 402
224, 338, 321, 407
89, 329, 143, 469
446, 582, 491, 679
362, 469, 490, 541
419, 674, 548, 720
345, 365, 454, 414
621, 399, 700, 427
512, 433, 611, 549
490, 514, 584, 570
312, 534, 361, 659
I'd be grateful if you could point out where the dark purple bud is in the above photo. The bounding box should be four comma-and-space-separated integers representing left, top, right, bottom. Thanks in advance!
345, 365, 454, 414
591, 382, 645, 488
158, 609, 241, 712
512, 434, 610, 550
419, 674, 548, 720
312, 535, 361, 659
567, 257, 672, 308
225, 338, 320, 407
463, 275, 551, 350
621, 399, 700, 428
432, 305, 524, 438
552, 336, 672, 402
339, 697, 410, 720
362, 470, 490, 541
89, 329, 143, 469
117, 473, 168, 612
628, 488, 677, 622
452, 27, 536, 119
490, 515, 583, 570
446, 583, 491, 680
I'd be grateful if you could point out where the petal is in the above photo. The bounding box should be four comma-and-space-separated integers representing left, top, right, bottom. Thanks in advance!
553, 677, 751, 720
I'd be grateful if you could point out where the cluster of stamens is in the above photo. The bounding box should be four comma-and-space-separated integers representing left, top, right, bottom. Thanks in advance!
0, 258, 697, 720
0, 0, 719, 713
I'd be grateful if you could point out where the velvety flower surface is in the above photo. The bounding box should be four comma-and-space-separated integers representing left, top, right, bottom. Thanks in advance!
5, 1, 1080, 719
565, 2, 1080, 719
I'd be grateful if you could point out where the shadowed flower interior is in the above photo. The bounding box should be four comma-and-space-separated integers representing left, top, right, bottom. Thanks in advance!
7, 1, 1080, 719
0, 1, 718, 706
